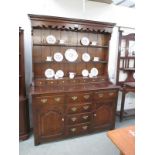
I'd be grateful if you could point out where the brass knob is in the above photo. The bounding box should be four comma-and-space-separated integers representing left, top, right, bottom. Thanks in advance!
109, 92, 114, 96
82, 126, 88, 130
72, 96, 78, 101
98, 94, 103, 98
94, 113, 96, 117
71, 128, 76, 132
62, 118, 64, 122
82, 115, 88, 120
71, 107, 77, 112
54, 97, 61, 102
83, 105, 89, 110
84, 95, 90, 99
71, 117, 77, 122
41, 99, 47, 103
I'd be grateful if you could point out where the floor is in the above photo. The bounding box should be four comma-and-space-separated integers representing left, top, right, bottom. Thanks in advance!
19, 118, 135, 155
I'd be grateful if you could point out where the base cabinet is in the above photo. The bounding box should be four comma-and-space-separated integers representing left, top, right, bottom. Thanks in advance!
32, 89, 118, 145
92, 101, 115, 131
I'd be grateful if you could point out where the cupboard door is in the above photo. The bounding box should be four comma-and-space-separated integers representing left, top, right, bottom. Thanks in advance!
38, 108, 64, 139
92, 101, 115, 131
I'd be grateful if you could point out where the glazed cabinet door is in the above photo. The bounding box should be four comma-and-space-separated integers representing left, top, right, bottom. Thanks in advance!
92, 101, 115, 131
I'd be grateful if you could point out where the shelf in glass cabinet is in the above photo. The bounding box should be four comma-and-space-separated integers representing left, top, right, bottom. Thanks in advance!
33, 43, 109, 48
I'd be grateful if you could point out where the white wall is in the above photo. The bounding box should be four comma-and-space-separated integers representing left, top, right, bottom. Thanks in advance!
19, 0, 135, 126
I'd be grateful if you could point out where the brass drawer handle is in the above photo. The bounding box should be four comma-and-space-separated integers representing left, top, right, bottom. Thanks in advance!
94, 113, 96, 117
82, 115, 88, 120
50, 81, 53, 84
72, 96, 78, 101
71, 107, 77, 112
41, 99, 47, 103
54, 97, 61, 102
83, 105, 89, 110
39, 82, 42, 84
98, 94, 103, 98
82, 126, 88, 130
84, 95, 90, 99
70, 128, 76, 132
109, 92, 114, 96
71, 117, 77, 122
62, 118, 64, 122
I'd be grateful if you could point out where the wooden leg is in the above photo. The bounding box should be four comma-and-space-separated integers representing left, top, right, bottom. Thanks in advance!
34, 138, 40, 146
120, 90, 126, 122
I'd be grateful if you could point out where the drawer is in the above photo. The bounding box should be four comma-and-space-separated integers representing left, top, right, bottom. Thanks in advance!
94, 90, 117, 101
67, 93, 92, 103
67, 112, 92, 125
33, 95, 65, 105
46, 80, 57, 86
34, 79, 46, 86
66, 123, 90, 136
57, 79, 67, 85
66, 103, 92, 114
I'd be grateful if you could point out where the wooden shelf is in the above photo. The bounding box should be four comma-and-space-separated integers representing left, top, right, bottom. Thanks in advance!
33, 60, 108, 64
33, 43, 109, 48
120, 56, 135, 59
119, 68, 135, 71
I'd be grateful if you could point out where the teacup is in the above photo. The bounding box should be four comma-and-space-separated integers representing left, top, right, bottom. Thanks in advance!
91, 41, 97, 46
93, 57, 99, 61
69, 72, 76, 79
59, 39, 65, 44
46, 56, 52, 61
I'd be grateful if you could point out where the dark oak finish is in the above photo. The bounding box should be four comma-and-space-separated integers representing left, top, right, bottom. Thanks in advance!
29, 14, 119, 145
116, 29, 135, 121
19, 28, 30, 140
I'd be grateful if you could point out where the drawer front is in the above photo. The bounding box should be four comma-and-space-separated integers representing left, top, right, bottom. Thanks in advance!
94, 90, 117, 101
66, 123, 90, 136
67, 93, 92, 103
66, 103, 92, 114
46, 80, 57, 86
33, 95, 65, 106
67, 113, 92, 125
35, 79, 46, 86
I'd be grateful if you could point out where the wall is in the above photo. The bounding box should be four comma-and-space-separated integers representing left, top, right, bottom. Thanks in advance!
19, 0, 135, 126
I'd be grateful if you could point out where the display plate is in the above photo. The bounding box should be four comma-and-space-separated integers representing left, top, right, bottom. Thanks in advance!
54, 52, 63, 62
82, 69, 89, 77
45, 69, 55, 78
56, 70, 64, 78
65, 49, 78, 62
90, 68, 98, 77
46, 35, 56, 44
81, 37, 90, 46
82, 53, 91, 62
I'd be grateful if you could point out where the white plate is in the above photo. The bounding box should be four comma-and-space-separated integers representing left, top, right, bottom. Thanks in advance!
82, 53, 91, 62
46, 35, 56, 44
56, 70, 64, 78
90, 68, 98, 77
81, 37, 90, 46
54, 52, 63, 62
82, 69, 89, 77
65, 49, 78, 62
45, 69, 55, 78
